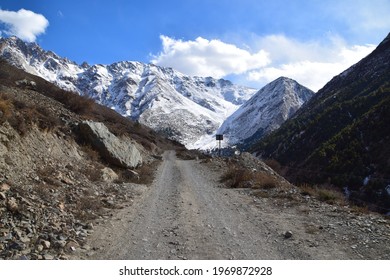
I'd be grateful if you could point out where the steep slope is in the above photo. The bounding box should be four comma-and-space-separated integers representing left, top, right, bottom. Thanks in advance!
218, 77, 314, 146
253, 33, 390, 212
0, 60, 186, 260
0, 36, 255, 148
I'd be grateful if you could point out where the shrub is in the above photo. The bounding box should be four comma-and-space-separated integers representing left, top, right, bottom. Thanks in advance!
66, 93, 95, 114
220, 168, 253, 188
299, 183, 317, 197
0, 97, 13, 124
254, 172, 278, 189
316, 187, 345, 204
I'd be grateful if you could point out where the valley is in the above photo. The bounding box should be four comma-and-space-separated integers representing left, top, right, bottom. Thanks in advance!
1, 32, 390, 260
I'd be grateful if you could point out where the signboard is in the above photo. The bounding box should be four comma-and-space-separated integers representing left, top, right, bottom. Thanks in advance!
216, 134, 223, 141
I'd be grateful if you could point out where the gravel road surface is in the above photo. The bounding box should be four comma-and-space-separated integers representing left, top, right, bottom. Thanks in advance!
77, 151, 389, 260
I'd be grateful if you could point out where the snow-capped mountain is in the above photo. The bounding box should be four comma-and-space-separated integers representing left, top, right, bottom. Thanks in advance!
0, 36, 256, 148
218, 77, 314, 145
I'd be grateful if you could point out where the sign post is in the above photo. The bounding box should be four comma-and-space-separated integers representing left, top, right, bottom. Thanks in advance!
216, 134, 223, 156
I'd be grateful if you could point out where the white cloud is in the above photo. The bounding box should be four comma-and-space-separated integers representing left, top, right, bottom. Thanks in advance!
248, 35, 375, 91
152, 34, 375, 92
151, 35, 270, 78
0, 9, 49, 42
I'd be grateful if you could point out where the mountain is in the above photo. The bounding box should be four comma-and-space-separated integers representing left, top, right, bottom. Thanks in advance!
218, 77, 314, 146
0, 36, 256, 148
252, 33, 390, 213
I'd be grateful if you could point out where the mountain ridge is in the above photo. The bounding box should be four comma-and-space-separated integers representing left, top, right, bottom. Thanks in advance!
218, 76, 314, 146
0, 36, 314, 150
0, 36, 256, 148
252, 32, 390, 212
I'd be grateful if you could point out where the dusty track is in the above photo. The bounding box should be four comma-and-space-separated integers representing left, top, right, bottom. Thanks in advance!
76, 151, 389, 260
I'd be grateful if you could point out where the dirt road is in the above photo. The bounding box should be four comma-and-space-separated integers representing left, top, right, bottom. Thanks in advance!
78, 151, 389, 260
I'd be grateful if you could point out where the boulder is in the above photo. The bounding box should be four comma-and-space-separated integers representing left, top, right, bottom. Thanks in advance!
78, 121, 142, 168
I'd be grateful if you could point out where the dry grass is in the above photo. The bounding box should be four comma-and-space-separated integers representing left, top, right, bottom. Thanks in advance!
74, 196, 103, 220
299, 183, 317, 197
0, 96, 13, 124
220, 168, 253, 188
0, 91, 61, 135
298, 183, 346, 205
350, 204, 370, 215
253, 172, 278, 189
220, 166, 278, 190
316, 188, 345, 204
115, 160, 160, 185
252, 189, 270, 199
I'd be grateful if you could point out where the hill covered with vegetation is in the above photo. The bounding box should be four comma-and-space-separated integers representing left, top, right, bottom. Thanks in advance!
253, 33, 390, 213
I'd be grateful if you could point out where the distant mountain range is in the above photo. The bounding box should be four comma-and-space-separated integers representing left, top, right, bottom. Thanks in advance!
253, 32, 390, 213
0, 36, 313, 149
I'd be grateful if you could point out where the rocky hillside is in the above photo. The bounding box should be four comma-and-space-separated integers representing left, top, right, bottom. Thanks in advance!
218, 77, 314, 146
252, 33, 390, 213
0, 60, 182, 260
0, 36, 256, 148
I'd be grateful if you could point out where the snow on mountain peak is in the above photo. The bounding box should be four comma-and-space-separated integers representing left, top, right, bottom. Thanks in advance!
0, 36, 257, 148
218, 76, 314, 146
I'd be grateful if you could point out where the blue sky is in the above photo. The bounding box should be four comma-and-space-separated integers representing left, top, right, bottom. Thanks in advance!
1, 0, 390, 91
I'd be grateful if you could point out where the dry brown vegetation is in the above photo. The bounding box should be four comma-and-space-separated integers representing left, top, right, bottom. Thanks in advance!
115, 160, 161, 185
220, 166, 278, 190
0, 95, 13, 124
298, 183, 346, 206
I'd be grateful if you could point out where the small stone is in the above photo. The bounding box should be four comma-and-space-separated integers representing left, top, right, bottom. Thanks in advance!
4, 233, 13, 241
20, 236, 31, 243
8, 241, 24, 250
36, 245, 44, 252
86, 223, 94, 230
65, 240, 80, 252
43, 254, 54, 260
58, 202, 65, 211
0, 183, 10, 192
54, 240, 67, 248
0, 192, 6, 200
101, 167, 119, 182
7, 197, 19, 213
41, 240, 51, 249
284, 231, 293, 239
